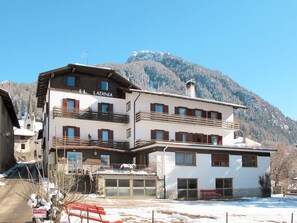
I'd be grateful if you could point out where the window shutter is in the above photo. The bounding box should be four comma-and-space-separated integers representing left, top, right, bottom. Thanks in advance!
202, 110, 207, 118
75, 127, 80, 137
218, 112, 222, 120
187, 133, 193, 142
208, 135, 212, 144
75, 76, 80, 87
164, 105, 169, 113
187, 109, 193, 116
62, 99, 67, 108
193, 133, 198, 143
150, 103, 155, 112
203, 134, 207, 143
62, 76, 67, 86
175, 132, 180, 142
63, 126, 67, 137
75, 100, 80, 111
208, 111, 211, 119
151, 130, 156, 140
98, 103, 102, 112
175, 107, 179, 114
109, 130, 114, 141
109, 103, 113, 112
218, 136, 223, 145
98, 129, 102, 140
164, 131, 169, 141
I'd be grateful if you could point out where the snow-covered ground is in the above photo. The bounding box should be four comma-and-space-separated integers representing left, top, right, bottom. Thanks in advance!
77, 195, 297, 223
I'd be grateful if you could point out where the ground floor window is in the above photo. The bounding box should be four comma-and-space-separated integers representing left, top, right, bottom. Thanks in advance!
67, 152, 83, 173
105, 178, 156, 198
216, 178, 233, 197
177, 178, 198, 200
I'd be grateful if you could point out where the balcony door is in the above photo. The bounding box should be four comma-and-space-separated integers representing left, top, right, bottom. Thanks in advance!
98, 129, 114, 147
67, 152, 82, 173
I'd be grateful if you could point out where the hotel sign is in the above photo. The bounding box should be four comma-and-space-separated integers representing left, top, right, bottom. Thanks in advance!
93, 91, 113, 97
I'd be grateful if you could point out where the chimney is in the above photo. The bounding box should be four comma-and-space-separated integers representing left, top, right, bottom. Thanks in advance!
186, 79, 196, 98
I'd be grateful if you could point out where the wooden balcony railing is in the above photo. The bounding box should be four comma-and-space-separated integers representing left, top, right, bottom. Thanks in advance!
135, 139, 222, 147
53, 136, 129, 150
53, 107, 129, 124
135, 111, 239, 130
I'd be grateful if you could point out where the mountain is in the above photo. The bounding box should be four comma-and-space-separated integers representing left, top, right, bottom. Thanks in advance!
99, 50, 297, 145
0, 81, 41, 121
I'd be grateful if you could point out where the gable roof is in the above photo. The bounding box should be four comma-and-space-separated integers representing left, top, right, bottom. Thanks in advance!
36, 63, 140, 108
0, 89, 20, 128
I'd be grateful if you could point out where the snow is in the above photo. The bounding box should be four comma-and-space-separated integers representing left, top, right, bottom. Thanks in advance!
79, 195, 297, 223
234, 137, 261, 147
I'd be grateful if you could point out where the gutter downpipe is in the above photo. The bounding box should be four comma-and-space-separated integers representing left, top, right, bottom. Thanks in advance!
133, 93, 141, 147
163, 144, 169, 199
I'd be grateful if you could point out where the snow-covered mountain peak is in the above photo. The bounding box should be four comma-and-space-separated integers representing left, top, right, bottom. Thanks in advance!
127, 50, 174, 63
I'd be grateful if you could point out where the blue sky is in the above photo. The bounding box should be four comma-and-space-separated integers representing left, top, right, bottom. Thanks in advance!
0, 0, 296, 121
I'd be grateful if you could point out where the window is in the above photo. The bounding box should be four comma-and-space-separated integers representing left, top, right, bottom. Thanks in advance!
177, 178, 198, 199
126, 128, 131, 138
193, 133, 206, 144
151, 130, 169, 141
176, 132, 188, 143
208, 135, 222, 145
216, 178, 233, 197
242, 155, 257, 167
26, 124, 31, 130
176, 152, 196, 166
67, 99, 75, 111
194, 110, 203, 118
126, 101, 131, 112
209, 111, 222, 120
101, 81, 109, 91
155, 104, 164, 113
156, 130, 164, 140
21, 144, 25, 150
67, 127, 75, 139
20, 136, 26, 140
212, 154, 229, 167
101, 155, 110, 166
67, 152, 82, 173
102, 130, 109, 142
102, 103, 109, 113
67, 76, 76, 87
178, 107, 186, 116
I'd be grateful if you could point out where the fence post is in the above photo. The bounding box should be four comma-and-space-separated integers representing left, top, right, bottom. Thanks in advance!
152, 210, 154, 223
291, 212, 294, 223
226, 212, 228, 223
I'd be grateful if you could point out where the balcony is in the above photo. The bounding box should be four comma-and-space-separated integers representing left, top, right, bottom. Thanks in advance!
53, 106, 129, 124
135, 139, 222, 147
135, 111, 239, 130
53, 136, 129, 150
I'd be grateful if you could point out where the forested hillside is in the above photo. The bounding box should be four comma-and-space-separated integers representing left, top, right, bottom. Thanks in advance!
1, 50, 296, 146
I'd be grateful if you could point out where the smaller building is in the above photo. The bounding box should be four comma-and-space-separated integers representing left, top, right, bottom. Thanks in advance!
14, 112, 42, 162
0, 89, 20, 173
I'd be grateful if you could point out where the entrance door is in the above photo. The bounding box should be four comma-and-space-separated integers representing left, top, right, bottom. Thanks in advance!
67, 152, 82, 173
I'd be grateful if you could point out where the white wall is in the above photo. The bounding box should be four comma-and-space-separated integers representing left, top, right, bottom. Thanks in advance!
149, 151, 270, 199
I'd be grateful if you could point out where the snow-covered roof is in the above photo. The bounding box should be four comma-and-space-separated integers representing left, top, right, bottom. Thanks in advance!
126, 89, 247, 109
14, 128, 35, 136
233, 137, 261, 148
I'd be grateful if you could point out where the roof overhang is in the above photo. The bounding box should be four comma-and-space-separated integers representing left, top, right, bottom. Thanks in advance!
124, 89, 247, 109
131, 141, 275, 154
0, 89, 20, 128
36, 63, 140, 108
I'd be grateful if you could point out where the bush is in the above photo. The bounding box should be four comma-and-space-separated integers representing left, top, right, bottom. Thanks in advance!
259, 173, 272, 197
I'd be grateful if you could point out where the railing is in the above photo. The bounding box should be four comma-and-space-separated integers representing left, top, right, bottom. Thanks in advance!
50, 163, 155, 175
53, 136, 129, 150
53, 106, 129, 124
136, 111, 239, 130
135, 139, 222, 147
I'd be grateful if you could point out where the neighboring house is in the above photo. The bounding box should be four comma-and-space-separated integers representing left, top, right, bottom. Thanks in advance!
0, 89, 20, 173
36, 64, 274, 199
14, 111, 43, 162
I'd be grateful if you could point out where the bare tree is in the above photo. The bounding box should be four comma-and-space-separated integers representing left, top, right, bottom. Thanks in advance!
270, 143, 297, 189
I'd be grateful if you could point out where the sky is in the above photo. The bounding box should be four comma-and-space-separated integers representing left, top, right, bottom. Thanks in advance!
0, 0, 296, 121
